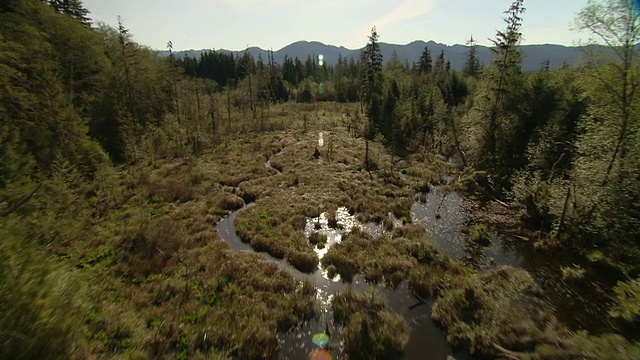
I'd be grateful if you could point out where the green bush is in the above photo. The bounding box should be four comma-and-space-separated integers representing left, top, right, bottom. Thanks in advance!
469, 223, 492, 246
1, 227, 87, 360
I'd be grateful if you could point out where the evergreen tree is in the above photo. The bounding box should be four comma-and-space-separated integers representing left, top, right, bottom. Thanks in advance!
417, 45, 432, 73
361, 26, 384, 133
463, 35, 481, 77
482, 0, 526, 181
45, 0, 91, 26
360, 27, 384, 169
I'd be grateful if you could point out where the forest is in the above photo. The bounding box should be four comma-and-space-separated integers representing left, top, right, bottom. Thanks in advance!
1, 0, 639, 359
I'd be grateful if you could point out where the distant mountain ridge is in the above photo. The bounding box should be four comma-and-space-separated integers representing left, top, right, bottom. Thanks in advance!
159, 40, 590, 72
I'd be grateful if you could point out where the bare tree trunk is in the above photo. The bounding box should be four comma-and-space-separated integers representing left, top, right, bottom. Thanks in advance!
450, 115, 467, 167
209, 91, 216, 135
249, 72, 255, 119
556, 187, 571, 240
365, 139, 370, 171
227, 88, 231, 130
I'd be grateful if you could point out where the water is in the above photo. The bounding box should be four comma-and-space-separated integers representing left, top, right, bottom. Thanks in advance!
411, 187, 616, 334
216, 204, 463, 359
217, 158, 614, 358
411, 189, 467, 261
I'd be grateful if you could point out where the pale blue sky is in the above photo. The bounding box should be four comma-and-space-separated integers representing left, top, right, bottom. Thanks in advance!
83, 0, 590, 51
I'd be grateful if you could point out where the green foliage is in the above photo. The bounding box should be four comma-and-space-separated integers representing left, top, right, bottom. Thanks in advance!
0, 221, 87, 359
463, 35, 481, 78
432, 266, 558, 356
609, 277, 640, 322
535, 332, 640, 359
469, 223, 492, 246
361, 27, 384, 140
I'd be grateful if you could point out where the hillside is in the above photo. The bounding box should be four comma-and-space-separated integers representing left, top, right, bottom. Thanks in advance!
160, 40, 588, 71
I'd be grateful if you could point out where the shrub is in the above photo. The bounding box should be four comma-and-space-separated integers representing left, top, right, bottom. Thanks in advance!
469, 223, 492, 246
432, 266, 553, 356
1, 230, 86, 360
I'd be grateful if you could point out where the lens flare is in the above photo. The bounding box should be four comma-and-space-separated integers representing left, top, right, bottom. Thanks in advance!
318, 54, 324, 67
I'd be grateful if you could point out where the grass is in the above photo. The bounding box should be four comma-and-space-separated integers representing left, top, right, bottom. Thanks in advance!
332, 289, 409, 359
322, 225, 467, 296
2, 101, 473, 359
468, 223, 492, 246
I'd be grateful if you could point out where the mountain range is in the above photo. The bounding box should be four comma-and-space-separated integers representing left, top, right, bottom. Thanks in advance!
159, 40, 592, 72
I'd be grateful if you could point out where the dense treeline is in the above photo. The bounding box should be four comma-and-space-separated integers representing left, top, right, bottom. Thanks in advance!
2, 0, 640, 358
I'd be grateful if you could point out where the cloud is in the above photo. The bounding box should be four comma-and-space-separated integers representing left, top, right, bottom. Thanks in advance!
215, 0, 296, 12
349, 0, 440, 47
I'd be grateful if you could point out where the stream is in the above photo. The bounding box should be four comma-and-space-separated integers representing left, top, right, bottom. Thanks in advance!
217, 202, 469, 359
216, 148, 472, 359
215, 148, 613, 359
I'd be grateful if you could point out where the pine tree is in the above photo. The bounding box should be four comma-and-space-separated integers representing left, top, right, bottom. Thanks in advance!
463, 35, 481, 77
483, 0, 526, 176
361, 27, 384, 130
417, 45, 432, 73
360, 27, 384, 170
45, 0, 91, 26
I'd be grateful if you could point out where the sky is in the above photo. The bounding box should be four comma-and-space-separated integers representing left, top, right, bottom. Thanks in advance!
83, 0, 591, 51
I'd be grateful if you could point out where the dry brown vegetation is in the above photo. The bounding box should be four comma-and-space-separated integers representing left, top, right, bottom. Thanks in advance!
4, 101, 502, 359
322, 225, 467, 296
333, 289, 409, 359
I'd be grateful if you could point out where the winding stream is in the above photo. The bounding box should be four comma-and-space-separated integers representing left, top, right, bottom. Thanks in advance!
216, 204, 467, 359
215, 150, 612, 359
215, 149, 476, 359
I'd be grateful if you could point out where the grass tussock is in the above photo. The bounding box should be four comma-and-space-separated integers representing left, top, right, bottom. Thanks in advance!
468, 223, 492, 246
333, 289, 408, 360
432, 266, 559, 357
220, 194, 244, 211
235, 200, 319, 272
322, 225, 465, 293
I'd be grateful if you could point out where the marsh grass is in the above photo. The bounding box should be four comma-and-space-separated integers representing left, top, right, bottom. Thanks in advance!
333, 289, 408, 359
51, 130, 322, 358
322, 224, 466, 293
432, 266, 559, 357
9, 101, 462, 359
468, 223, 492, 246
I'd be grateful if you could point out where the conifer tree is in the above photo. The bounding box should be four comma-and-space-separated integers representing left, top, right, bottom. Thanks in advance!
45, 0, 91, 26
417, 45, 432, 73
463, 35, 481, 77
360, 27, 384, 170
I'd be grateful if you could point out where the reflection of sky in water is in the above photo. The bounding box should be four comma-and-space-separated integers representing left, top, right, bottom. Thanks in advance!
411, 188, 522, 269
412, 189, 468, 260
217, 198, 481, 359
304, 207, 384, 282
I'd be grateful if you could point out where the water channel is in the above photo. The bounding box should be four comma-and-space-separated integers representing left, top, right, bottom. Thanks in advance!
215, 149, 613, 359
